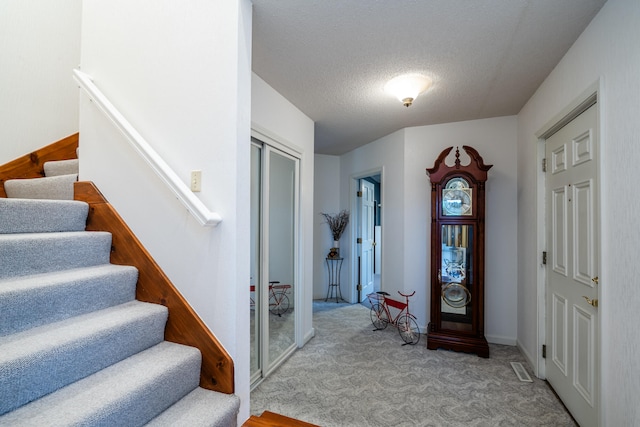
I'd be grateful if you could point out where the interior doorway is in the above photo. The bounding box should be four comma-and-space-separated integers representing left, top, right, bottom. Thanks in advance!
354, 173, 382, 303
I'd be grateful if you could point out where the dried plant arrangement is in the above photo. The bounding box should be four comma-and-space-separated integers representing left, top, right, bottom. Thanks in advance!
320, 210, 350, 242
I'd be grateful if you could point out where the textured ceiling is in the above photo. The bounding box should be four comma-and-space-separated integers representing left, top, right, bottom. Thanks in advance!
252, 0, 607, 155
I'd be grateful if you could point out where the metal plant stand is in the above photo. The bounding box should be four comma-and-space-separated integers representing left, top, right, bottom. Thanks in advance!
325, 257, 344, 303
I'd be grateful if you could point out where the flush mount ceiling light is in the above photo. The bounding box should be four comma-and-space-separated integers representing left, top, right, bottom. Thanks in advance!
384, 74, 432, 107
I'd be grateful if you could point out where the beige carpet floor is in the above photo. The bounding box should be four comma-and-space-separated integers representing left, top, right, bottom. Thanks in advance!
250, 301, 576, 427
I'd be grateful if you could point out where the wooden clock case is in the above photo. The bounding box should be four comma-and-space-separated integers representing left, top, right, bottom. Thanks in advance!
426, 146, 492, 358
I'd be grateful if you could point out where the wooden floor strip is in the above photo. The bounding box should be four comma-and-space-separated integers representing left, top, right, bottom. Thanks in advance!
243, 411, 319, 427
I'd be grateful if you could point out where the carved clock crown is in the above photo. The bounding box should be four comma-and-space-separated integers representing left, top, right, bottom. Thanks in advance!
426, 146, 492, 182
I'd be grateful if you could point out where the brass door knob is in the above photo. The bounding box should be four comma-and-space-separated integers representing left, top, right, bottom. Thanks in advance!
592, 277, 599, 285
582, 296, 598, 307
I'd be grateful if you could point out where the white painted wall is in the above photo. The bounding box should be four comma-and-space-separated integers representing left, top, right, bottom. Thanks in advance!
79, 0, 253, 423
251, 73, 315, 344
517, 0, 640, 424
314, 154, 341, 299
405, 116, 518, 343
0, 0, 81, 162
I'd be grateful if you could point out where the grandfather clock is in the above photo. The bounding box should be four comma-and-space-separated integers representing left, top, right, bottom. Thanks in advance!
426, 146, 492, 358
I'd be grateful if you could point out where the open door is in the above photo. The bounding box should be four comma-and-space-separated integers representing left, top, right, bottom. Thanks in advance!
359, 179, 375, 301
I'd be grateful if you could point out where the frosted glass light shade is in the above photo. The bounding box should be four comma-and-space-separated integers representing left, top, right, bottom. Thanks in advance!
384, 74, 432, 107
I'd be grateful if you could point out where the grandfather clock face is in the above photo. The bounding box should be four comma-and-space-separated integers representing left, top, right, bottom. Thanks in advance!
442, 177, 472, 216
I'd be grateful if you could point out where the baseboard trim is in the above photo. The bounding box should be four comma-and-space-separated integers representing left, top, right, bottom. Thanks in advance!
303, 328, 315, 345
516, 340, 540, 378
486, 334, 517, 346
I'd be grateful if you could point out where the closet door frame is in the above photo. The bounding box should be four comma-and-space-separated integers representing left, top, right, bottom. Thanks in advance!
251, 128, 302, 382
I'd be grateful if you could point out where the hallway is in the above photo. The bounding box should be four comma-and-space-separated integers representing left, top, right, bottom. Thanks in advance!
250, 301, 575, 426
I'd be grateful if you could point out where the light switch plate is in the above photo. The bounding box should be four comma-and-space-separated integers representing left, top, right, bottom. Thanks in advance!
191, 170, 202, 192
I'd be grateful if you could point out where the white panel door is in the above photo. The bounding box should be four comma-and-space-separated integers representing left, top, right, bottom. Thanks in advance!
545, 103, 599, 426
360, 180, 375, 301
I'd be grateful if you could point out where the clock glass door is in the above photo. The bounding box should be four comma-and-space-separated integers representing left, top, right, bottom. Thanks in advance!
440, 224, 473, 332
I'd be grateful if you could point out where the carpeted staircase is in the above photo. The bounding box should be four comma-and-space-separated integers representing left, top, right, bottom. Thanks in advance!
4, 158, 79, 200
0, 160, 239, 426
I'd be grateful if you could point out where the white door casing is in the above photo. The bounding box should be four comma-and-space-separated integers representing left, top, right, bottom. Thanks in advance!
545, 103, 599, 426
360, 180, 375, 301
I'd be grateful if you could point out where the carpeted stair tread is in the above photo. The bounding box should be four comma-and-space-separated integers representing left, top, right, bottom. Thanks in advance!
146, 387, 240, 427
0, 341, 202, 427
0, 198, 88, 234
4, 173, 78, 200
0, 264, 138, 336
0, 231, 112, 279
0, 300, 168, 415
43, 159, 79, 177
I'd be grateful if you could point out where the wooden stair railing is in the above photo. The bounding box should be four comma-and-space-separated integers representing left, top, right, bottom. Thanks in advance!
74, 181, 234, 394
0, 133, 79, 197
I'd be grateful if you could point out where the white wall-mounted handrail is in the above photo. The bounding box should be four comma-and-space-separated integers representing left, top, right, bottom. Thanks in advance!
73, 69, 221, 227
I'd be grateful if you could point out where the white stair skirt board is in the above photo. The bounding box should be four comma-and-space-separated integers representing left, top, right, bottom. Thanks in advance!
510, 362, 533, 383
